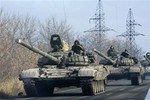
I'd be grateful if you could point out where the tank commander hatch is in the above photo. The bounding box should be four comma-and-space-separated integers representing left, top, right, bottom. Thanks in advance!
50, 34, 63, 52
71, 40, 85, 55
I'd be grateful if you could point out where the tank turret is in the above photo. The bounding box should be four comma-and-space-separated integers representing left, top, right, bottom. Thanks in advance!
93, 48, 116, 65
93, 48, 135, 66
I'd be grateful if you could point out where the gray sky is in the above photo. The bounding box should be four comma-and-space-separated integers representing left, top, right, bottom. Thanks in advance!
1, 0, 150, 52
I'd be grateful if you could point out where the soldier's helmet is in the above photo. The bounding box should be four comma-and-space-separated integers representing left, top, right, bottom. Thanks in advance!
124, 49, 128, 53
110, 46, 114, 49
74, 40, 80, 45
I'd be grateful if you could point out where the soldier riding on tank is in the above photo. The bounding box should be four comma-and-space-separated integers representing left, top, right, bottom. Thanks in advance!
120, 49, 130, 58
71, 40, 85, 55
107, 46, 118, 59
120, 49, 138, 64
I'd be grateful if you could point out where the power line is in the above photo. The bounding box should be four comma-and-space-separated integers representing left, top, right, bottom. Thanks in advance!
84, 0, 115, 50
117, 8, 144, 55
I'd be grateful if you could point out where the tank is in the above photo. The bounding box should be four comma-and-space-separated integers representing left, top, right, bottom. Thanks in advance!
15, 34, 110, 96
143, 52, 150, 79
144, 52, 150, 64
93, 48, 144, 85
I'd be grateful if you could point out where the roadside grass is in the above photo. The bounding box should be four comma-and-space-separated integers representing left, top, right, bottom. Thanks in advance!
0, 78, 25, 99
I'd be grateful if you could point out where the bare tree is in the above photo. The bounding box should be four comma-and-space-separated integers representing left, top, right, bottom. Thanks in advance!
39, 17, 74, 51
79, 31, 143, 61
0, 9, 38, 81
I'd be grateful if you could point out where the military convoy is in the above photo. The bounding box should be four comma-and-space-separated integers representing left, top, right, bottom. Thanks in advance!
93, 48, 144, 85
16, 34, 110, 97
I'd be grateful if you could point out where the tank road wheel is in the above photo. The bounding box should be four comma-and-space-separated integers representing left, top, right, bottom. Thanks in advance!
131, 75, 142, 85
81, 80, 105, 95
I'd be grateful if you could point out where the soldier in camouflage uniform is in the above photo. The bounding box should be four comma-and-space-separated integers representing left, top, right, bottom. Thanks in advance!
71, 40, 85, 55
107, 46, 118, 58
121, 49, 130, 58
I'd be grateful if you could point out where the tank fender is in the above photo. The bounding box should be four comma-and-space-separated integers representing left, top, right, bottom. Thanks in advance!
78, 68, 96, 77
19, 68, 40, 80
94, 65, 110, 80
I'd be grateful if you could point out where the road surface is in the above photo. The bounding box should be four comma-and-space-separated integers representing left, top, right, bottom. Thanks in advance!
16, 80, 150, 100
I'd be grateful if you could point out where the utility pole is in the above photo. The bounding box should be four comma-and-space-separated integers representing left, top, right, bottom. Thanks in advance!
118, 8, 144, 56
85, 0, 114, 51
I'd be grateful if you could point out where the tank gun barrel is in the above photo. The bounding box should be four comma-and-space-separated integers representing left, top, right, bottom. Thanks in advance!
15, 39, 60, 64
93, 48, 115, 64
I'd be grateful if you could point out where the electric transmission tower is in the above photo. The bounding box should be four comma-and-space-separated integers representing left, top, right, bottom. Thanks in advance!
118, 8, 144, 56
84, 0, 114, 50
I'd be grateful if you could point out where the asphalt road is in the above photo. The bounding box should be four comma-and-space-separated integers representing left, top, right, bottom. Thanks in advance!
16, 80, 150, 100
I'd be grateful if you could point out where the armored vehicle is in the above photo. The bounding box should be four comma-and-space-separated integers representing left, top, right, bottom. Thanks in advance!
143, 52, 150, 79
144, 52, 150, 64
93, 48, 144, 85
16, 34, 110, 96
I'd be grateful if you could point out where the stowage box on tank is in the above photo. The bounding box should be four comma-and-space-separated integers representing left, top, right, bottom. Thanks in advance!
16, 34, 110, 97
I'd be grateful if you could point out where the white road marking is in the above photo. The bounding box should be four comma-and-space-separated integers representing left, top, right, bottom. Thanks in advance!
132, 86, 145, 91
106, 93, 112, 96
15, 97, 35, 100
57, 88, 80, 93
145, 88, 150, 100
119, 88, 125, 91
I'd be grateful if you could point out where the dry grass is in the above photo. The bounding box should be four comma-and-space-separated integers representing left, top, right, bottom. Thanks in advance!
0, 78, 24, 99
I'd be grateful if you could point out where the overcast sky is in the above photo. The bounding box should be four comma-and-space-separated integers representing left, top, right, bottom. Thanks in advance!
0, 0, 150, 52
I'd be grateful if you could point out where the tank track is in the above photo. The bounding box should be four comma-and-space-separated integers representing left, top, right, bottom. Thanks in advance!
23, 79, 54, 97
131, 75, 143, 85
81, 79, 105, 95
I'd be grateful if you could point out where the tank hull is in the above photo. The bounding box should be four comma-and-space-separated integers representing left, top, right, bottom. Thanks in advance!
19, 65, 110, 96
105, 64, 144, 85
